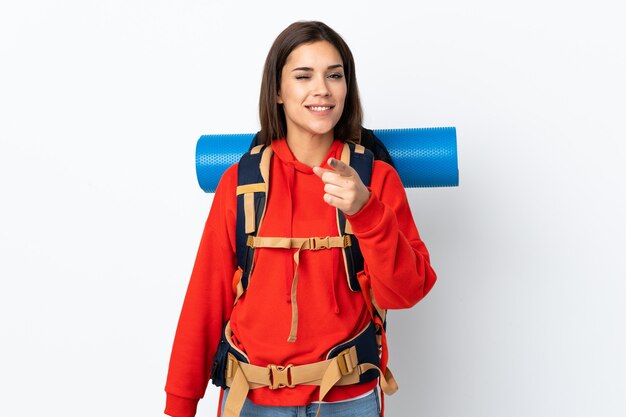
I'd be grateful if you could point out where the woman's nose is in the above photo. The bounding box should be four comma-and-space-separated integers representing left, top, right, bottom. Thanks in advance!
312, 76, 331, 96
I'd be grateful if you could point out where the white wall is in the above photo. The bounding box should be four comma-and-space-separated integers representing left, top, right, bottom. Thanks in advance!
1, 1, 624, 416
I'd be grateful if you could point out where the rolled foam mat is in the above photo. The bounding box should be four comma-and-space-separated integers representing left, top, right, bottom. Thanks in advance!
196, 127, 458, 193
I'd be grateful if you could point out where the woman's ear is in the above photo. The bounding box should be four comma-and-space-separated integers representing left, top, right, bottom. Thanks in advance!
276, 92, 283, 104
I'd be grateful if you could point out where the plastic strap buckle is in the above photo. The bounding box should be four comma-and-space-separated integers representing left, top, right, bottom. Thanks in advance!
337, 348, 357, 376
310, 236, 330, 250
268, 364, 295, 389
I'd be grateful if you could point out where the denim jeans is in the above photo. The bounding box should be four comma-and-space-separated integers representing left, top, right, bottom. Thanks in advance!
221, 389, 380, 417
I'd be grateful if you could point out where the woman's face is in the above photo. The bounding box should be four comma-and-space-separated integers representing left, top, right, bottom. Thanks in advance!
277, 41, 347, 141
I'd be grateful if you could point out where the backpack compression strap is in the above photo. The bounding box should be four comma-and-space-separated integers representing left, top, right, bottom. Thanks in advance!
235, 145, 272, 294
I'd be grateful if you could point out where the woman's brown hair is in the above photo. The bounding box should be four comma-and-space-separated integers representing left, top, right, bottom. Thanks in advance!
258, 21, 363, 145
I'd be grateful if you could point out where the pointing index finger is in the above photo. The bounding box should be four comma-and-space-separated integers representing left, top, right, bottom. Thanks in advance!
328, 158, 353, 177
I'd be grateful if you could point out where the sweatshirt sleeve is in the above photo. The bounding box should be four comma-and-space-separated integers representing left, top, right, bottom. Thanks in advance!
345, 161, 437, 309
164, 164, 239, 417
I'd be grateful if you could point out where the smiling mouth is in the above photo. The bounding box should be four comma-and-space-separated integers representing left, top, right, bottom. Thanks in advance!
306, 105, 334, 112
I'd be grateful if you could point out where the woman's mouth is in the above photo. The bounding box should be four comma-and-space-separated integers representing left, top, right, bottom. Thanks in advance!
306, 105, 334, 113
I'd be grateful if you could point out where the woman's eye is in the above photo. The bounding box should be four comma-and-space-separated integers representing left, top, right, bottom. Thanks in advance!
295, 75, 311, 80
328, 73, 344, 80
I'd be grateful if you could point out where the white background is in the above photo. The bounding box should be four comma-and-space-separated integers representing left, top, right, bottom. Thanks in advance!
1, 1, 625, 416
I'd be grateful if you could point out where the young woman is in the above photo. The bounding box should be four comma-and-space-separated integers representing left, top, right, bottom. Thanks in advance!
165, 21, 437, 417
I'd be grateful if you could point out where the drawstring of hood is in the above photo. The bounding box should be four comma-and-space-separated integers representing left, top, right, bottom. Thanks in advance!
330, 213, 341, 315
285, 162, 295, 304
331, 248, 341, 314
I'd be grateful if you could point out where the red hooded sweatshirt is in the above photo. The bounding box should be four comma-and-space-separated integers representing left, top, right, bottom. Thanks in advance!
165, 138, 437, 416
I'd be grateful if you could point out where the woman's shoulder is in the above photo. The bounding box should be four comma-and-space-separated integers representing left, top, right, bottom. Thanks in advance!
371, 159, 403, 187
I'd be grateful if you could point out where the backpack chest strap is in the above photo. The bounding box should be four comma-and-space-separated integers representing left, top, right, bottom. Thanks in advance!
246, 235, 352, 343
247, 235, 351, 250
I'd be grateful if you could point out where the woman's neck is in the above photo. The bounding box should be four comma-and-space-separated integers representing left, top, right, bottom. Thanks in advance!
285, 132, 334, 167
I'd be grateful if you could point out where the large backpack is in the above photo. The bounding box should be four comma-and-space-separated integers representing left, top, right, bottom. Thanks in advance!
234, 126, 393, 356
214, 129, 398, 417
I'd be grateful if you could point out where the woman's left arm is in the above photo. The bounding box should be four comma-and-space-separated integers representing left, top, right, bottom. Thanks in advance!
344, 161, 437, 309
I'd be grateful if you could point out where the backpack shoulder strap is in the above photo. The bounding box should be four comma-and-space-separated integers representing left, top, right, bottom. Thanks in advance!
235, 144, 273, 293
360, 127, 394, 168
337, 141, 374, 291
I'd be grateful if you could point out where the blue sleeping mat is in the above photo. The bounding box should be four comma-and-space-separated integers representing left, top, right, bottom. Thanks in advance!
196, 127, 458, 193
